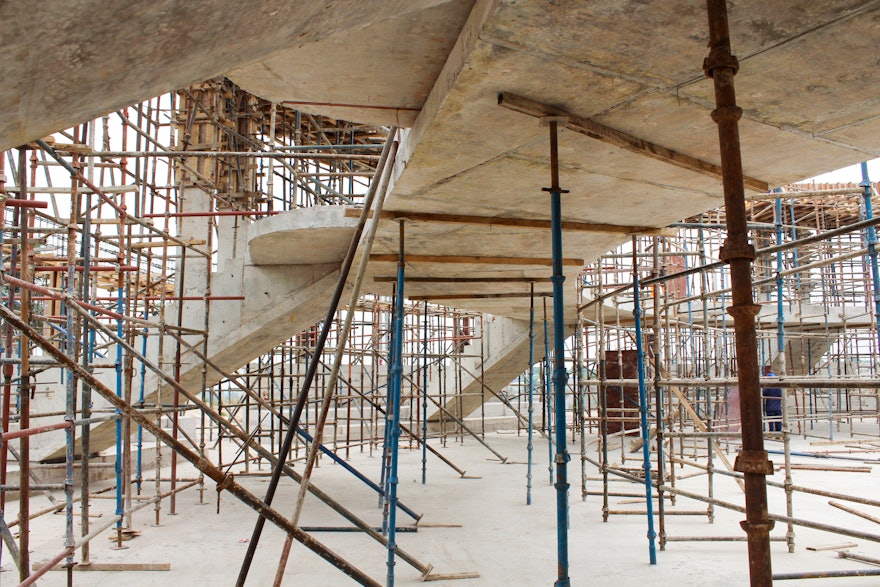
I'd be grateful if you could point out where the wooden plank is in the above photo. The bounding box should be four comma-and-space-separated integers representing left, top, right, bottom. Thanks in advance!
369, 254, 583, 267
37, 562, 171, 571
498, 92, 769, 193
373, 276, 552, 283
408, 292, 553, 301
806, 542, 858, 551
345, 207, 665, 235
424, 572, 481, 581
829, 501, 880, 525
89, 218, 141, 225
129, 239, 206, 250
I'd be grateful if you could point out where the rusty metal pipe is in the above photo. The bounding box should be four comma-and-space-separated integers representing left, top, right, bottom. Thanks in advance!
16, 146, 31, 583
704, 2, 773, 584
0, 304, 382, 587
17, 547, 74, 587
237, 129, 397, 586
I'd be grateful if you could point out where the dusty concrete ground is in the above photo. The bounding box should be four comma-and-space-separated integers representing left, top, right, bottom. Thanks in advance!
6, 423, 880, 586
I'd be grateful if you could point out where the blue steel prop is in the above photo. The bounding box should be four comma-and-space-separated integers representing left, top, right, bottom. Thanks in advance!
542, 119, 571, 587
385, 220, 406, 587
527, 283, 535, 505
860, 163, 880, 358
632, 239, 658, 565
114, 278, 124, 541
543, 298, 553, 485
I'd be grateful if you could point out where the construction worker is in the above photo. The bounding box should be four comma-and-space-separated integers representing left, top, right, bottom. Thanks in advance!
763, 365, 783, 433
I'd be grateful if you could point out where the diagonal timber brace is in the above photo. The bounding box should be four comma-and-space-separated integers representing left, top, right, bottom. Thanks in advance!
0, 272, 437, 579
498, 92, 769, 193
0, 302, 386, 587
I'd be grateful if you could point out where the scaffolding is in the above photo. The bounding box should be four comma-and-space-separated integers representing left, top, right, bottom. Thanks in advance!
579, 181, 880, 568
0, 76, 522, 586
4, 76, 880, 585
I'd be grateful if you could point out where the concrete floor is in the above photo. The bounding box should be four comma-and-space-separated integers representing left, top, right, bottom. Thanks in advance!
9, 427, 880, 586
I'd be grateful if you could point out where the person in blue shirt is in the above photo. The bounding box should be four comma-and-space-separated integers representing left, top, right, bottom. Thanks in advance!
762, 365, 783, 432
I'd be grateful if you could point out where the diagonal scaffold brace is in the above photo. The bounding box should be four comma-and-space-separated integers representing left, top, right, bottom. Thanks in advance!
0, 303, 383, 587
235, 128, 398, 586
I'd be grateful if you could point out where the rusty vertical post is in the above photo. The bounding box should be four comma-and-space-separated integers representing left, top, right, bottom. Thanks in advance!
0, 149, 8, 515
703, 1, 774, 585
17, 146, 31, 583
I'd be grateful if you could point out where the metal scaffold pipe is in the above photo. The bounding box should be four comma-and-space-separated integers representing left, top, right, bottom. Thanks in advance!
385, 219, 406, 587
236, 128, 398, 587
651, 239, 667, 550
0, 304, 382, 587
639, 214, 880, 289
421, 301, 429, 485
704, 1, 774, 584
527, 283, 535, 505
860, 162, 880, 358
542, 118, 571, 587
774, 196, 796, 553
631, 239, 658, 564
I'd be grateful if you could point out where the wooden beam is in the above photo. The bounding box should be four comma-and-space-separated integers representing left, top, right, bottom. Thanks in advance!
345, 207, 664, 235
129, 239, 207, 250
373, 276, 552, 283
38, 562, 171, 571
369, 254, 583, 267
408, 292, 553, 301
498, 92, 769, 193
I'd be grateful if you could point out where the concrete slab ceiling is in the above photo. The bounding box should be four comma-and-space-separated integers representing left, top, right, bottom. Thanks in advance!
5, 0, 880, 326
362, 0, 880, 323
227, 0, 477, 128
0, 0, 454, 150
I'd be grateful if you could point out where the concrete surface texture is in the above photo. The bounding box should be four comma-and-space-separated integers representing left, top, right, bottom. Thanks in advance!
367, 0, 880, 322
226, 0, 477, 128
9, 0, 880, 544
428, 315, 537, 423
40, 204, 354, 462
0, 0, 453, 150
4, 1, 880, 326
14, 431, 880, 586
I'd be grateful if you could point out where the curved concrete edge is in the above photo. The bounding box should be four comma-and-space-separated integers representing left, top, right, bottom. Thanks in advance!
248, 206, 359, 265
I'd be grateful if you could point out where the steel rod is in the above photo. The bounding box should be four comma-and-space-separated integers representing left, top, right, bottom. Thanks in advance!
544, 119, 571, 587
0, 304, 382, 587
236, 128, 396, 587
385, 219, 406, 587
632, 239, 657, 564
527, 283, 535, 505
705, 3, 773, 584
